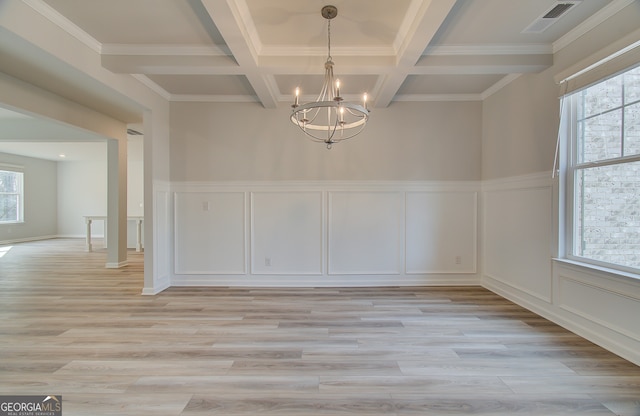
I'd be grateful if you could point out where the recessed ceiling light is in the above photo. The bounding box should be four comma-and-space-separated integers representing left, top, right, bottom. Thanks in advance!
58, 154, 66, 158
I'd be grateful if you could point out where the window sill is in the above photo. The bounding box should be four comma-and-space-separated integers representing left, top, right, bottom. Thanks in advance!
553, 258, 640, 283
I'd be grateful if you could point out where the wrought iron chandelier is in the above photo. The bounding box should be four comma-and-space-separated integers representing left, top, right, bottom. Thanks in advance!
290, 5, 370, 149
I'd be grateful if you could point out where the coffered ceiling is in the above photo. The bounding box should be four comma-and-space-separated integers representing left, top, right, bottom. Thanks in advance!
0, 0, 628, 161
34, 0, 616, 108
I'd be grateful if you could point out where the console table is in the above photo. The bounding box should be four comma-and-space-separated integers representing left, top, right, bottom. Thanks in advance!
83, 216, 144, 252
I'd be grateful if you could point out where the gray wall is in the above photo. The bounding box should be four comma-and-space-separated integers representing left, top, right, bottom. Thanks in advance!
0, 152, 57, 242
170, 101, 482, 182
481, 68, 559, 180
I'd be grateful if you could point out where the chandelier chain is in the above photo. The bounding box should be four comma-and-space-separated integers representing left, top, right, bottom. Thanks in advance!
327, 19, 332, 61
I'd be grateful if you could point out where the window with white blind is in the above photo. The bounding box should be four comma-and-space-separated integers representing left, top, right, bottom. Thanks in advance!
563, 65, 640, 273
0, 168, 24, 224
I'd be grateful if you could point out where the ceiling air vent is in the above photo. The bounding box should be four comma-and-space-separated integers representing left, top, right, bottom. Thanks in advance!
522, 1, 581, 34
127, 128, 143, 136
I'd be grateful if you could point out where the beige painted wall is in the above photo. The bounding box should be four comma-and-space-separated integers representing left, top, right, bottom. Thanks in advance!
170, 101, 482, 182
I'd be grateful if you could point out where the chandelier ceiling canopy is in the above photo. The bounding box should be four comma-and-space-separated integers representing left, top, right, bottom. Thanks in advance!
290, 5, 370, 149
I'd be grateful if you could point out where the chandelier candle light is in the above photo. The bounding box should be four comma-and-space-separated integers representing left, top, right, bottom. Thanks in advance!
290, 5, 370, 149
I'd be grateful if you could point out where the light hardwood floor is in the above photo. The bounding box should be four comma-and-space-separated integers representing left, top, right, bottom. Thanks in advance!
1, 238, 639, 415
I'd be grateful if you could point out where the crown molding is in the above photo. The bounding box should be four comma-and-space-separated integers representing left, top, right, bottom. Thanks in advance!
259, 46, 396, 58
131, 74, 171, 101
424, 44, 552, 56
101, 44, 231, 56
481, 73, 523, 100
22, 0, 102, 53
393, 94, 482, 102
169, 94, 259, 103
553, 0, 637, 53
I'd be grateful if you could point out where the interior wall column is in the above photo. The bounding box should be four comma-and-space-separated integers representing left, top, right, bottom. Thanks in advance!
142, 110, 154, 291
106, 137, 128, 268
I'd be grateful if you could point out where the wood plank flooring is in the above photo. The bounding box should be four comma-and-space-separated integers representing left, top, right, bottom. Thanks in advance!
1, 238, 639, 415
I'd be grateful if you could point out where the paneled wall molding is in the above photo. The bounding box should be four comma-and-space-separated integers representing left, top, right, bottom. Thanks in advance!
482, 170, 640, 366
482, 179, 554, 301
557, 275, 640, 340
251, 191, 324, 276
553, 261, 640, 364
406, 191, 477, 275
328, 191, 404, 276
174, 191, 247, 275
484, 272, 640, 366
170, 179, 480, 287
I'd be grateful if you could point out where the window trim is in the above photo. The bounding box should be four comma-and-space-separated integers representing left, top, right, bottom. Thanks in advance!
562, 67, 640, 277
0, 165, 25, 224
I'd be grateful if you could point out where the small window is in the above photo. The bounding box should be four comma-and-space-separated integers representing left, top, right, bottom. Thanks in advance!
0, 169, 24, 223
564, 65, 640, 273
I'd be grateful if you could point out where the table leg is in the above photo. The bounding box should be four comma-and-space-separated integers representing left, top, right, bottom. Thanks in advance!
136, 219, 143, 252
85, 219, 93, 252
103, 220, 107, 249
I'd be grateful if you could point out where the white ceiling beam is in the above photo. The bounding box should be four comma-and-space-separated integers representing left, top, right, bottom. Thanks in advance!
101, 54, 551, 77
375, 0, 458, 108
200, 0, 278, 108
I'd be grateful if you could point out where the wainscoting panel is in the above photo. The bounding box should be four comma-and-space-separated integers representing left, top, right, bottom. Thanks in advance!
328, 191, 403, 275
481, 172, 640, 365
251, 191, 323, 275
558, 273, 640, 339
174, 191, 246, 275
483, 176, 553, 303
171, 181, 480, 286
406, 192, 477, 274
551, 261, 640, 364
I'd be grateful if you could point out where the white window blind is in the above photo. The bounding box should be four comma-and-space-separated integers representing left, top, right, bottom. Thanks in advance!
552, 34, 640, 176
555, 32, 640, 96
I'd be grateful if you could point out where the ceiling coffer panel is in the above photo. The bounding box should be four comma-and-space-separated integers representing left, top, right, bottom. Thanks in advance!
146, 75, 256, 96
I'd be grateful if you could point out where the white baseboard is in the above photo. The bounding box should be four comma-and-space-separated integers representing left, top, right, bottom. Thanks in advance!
106, 261, 129, 269
0, 235, 59, 245
142, 280, 170, 295
482, 275, 640, 366
171, 273, 480, 288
